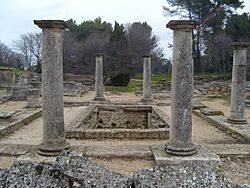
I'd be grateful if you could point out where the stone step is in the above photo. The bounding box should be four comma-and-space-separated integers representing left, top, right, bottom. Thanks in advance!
203, 144, 250, 159
193, 109, 250, 143
1, 143, 250, 160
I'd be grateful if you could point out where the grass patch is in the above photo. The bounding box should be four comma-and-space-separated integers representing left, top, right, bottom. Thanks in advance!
107, 72, 231, 93
194, 72, 231, 79
0, 66, 31, 75
105, 79, 137, 93
133, 73, 171, 81
14, 68, 31, 75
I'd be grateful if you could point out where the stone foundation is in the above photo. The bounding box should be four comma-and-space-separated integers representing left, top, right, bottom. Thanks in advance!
66, 105, 169, 139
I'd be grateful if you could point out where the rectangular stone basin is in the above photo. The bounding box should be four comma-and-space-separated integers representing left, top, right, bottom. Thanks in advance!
66, 104, 169, 139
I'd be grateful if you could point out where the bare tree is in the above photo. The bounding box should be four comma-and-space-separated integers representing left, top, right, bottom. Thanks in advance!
0, 41, 23, 69
13, 32, 42, 70
204, 33, 233, 72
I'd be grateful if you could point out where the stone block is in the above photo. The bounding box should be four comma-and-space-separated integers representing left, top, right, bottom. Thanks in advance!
0, 67, 15, 88
63, 81, 77, 96
192, 103, 206, 110
158, 128, 169, 139
0, 112, 15, 119
200, 107, 223, 116
152, 145, 220, 166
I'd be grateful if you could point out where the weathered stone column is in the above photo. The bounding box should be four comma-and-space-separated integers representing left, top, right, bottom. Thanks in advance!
227, 43, 250, 124
94, 54, 105, 101
142, 55, 153, 103
34, 20, 69, 156
166, 20, 199, 156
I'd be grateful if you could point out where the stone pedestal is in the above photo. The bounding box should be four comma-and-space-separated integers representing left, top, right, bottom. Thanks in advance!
165, 20, 199, 156
94, 54, 105, 101
26, 88, 41, 108
34, 20, 70, 156
63, 81, 77, 96
142, 55, 153, 104
0, 67, 15, 96
227, 43, 250, 124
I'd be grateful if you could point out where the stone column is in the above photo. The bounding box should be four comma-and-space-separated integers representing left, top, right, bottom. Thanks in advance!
142, 55, 153, 103
227, 43, 250, 124
165, 20, 199, 156
34, 20, 69, 156
94, 54, 105, 101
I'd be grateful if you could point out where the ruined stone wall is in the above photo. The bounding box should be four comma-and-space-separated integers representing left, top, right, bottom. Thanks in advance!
0, 68, 15, 88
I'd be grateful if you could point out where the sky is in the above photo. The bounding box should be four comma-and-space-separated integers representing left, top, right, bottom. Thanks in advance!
0, 0, 250, 58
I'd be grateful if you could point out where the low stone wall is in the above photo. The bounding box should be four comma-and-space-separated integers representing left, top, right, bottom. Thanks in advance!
0, 67, 15, 88
198, 81, 230, 97
0, 109, 42, 138
66, 128, 169, 139
66, 105, 169, 139
0, 68, 15, 97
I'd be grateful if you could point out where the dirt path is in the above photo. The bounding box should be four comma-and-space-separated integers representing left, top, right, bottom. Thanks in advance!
0, 101, 26, 112
157, 106, 240, 145
0, 106, 88, 145
203, 98, 250, 122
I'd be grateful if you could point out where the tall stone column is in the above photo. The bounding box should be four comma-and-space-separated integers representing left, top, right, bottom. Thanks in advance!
165, 20, 199, 156
34, 20, 69, 156
227, 42, 250, 124
142, 55, 153, 103
94, 54, 105, 101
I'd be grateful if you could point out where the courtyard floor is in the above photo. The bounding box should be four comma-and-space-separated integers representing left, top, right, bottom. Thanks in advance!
0, 91, 249, 184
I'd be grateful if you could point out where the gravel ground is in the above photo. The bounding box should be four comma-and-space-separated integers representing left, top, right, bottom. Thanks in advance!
222, 158, 250, 185
0, 92, 249, 185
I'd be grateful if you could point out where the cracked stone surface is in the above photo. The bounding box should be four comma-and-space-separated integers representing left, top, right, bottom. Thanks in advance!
133, 163, 231, 188
54, 151, 132, 187
5, 161, 72, 188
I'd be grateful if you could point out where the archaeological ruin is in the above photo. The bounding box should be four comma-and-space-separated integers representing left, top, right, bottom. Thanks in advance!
0, 19, 250, 187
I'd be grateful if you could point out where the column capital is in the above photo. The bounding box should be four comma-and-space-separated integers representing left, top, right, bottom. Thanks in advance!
95, 53, 104, 57
34, 20, 67, 29
166, 20, 200, 32
233, 42, 250, 50
142, 54, 152, 58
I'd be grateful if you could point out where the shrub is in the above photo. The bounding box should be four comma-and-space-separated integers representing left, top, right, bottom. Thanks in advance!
110, 73, 130, 86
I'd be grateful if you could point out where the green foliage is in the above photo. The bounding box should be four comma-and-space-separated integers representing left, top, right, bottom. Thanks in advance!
67, 17, 112, 40
13, 68, 31, 75
64, 17, 164, 79
133, 73, 172, 81
225, 12, 250, 41
163, 0, 244, 73
110, 73, 131, 86
110, 21, 127, 42
105, 79, 137, 93
195, 72, 231, 79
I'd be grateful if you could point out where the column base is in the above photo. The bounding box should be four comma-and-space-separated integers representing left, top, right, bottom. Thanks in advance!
93, 96, 106, 101
141, 98, 153, 104
165, 143, 197, 156
152, 145, 220, 166
226, 116, 247, 124
38, 141, 70, 156
26, 103, 42, 108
